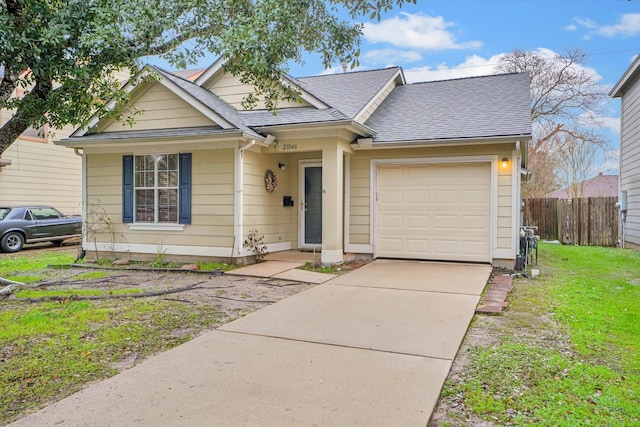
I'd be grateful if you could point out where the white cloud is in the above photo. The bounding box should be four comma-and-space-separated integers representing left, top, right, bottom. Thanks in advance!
361, 49, 423, 66
593, 150, 620, 175
363, 13, 482, 51
574, 17, 598, 30
599, 13, 640, 37
598, 116, 621, 135
403, 53, 504, 83
569, 13, 640, 38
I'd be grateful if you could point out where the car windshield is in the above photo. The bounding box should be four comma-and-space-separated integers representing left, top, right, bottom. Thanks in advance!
0, 208, 10, 221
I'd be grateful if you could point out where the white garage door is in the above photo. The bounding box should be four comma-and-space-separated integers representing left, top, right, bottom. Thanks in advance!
376, 163, 491, 262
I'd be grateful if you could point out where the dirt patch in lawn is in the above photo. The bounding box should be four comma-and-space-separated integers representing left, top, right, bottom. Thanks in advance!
1, 260, 320, 424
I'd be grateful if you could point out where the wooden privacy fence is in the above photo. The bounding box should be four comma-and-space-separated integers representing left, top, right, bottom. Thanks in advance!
523, 197, 618, 247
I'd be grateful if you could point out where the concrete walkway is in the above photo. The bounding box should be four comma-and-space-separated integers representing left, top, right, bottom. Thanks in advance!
10, 260, 491, 427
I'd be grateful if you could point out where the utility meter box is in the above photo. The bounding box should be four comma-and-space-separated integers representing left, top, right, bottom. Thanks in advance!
620, 191, 628, 212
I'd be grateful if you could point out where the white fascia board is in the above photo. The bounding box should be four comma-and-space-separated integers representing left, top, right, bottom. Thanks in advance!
194, 56, 228, 86
72, 67, 153, 137
353, 135, 526, 150
353, 69, 404, 123
158, 76, 234, 129
610, 55, 640, 98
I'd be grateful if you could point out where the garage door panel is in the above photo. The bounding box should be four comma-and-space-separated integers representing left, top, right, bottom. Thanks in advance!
376, 163, 491, 262
379, 213, 403, 229
406, 238, 430, 254
379, 190, 403, 204
407, 190, 430, 204
406, 214, 429, 229
461, 189, 489, 204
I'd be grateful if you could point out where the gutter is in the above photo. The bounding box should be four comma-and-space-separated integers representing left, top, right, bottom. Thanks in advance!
353, 134, 530, 150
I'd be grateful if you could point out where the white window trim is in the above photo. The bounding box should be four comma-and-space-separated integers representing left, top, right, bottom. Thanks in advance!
134, 153, 179, 225
128, 223, 185, 232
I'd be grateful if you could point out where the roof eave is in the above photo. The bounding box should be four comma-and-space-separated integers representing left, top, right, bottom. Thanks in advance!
255, 120, 375, 137
353, 134, 531, 150
56, 129, 263, 149
610, 54, 640, 98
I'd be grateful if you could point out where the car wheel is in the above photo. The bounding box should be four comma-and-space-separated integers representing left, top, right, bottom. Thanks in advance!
1, 232, 25, 253
51, 240, 65, 246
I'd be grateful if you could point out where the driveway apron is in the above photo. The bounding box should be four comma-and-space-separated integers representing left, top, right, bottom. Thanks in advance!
10, 260, 491, 427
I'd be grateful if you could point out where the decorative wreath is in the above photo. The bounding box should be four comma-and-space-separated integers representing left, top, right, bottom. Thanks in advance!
265, 169, 278, 192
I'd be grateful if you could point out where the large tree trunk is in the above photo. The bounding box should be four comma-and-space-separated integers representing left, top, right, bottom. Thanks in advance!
0, 114, 31, 155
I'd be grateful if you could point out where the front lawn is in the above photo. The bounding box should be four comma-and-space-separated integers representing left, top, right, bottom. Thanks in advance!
433, 243, 640, 426
0, 249, 313, 425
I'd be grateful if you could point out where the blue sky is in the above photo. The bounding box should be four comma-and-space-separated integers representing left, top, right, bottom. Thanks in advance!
151, 0, 640, 175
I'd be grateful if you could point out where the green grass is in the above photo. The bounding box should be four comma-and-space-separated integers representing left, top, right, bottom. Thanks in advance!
72, 271, 108, 280
197, 261, 236, 271
443, 243, 640, 426
300, 261, 339, 274
13, 288, 142, 299
0, 298, 224, 424
0, 252, 74, 277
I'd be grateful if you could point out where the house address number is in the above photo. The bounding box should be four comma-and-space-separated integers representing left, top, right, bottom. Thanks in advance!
282, 143, 298, 151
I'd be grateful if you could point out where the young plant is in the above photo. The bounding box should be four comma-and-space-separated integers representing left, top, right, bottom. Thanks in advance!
243, 229, 268, 263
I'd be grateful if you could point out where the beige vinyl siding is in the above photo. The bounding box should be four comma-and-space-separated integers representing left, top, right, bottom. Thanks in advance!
85, 149, 235, 248
348, 144, 515, 251
243, 150, 297, 245
620, 72, 640, 246
100, 84, 215, 132
358, 81, 397, 123
205, 72, 310, 110
0, 137, 81, 214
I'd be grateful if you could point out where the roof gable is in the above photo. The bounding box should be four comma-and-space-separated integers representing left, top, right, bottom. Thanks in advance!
74, 66, 239, 137
364, 72, 532, 143
195, 56, 328, 110
98, 80, 223, 133
297, 67, 403, 119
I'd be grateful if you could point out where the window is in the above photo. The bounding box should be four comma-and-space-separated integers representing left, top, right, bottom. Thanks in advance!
29, 207, 62, 220
122, 153, 191, 225
134, 154, 178, 223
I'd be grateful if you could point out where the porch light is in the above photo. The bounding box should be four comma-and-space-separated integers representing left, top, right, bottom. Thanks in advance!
278, 162, 286, 171
501, 157, 508, 168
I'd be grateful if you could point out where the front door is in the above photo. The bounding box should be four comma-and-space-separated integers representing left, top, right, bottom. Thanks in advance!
300, 162, 322, 248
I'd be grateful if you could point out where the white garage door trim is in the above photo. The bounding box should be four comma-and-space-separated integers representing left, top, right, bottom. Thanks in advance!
370, 156, 498, 262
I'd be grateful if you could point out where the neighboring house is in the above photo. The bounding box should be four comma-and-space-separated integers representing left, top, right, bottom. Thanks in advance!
0, 82, 81, 214
57, 58, 532, 266
611, 56, 640, 250
544, 173, 619, 199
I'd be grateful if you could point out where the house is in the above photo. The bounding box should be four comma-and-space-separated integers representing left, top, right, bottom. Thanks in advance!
0, 82, 82, 215
57, 58, 532, 267
611, 56, 640, 250
544, 173, 619, 199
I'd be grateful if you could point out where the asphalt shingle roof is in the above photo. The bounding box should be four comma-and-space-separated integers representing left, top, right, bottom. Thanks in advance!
240, 107, 348, 127
364, 72, 532, 143
296, 67, 401, 118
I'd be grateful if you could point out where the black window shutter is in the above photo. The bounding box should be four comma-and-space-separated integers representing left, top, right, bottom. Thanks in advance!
179, 153, 192, 224
122, 155, 134, 223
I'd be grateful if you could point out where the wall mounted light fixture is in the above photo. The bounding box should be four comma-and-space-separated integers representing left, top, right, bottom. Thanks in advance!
501, 157, 509, 168
278, 162, 286, 171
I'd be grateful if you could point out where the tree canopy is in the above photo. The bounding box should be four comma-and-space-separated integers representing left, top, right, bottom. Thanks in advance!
495, 48, 608, 197
0, 0, 414, 155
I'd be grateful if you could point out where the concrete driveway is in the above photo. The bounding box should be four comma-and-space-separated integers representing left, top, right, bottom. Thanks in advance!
10, 260, 491, 427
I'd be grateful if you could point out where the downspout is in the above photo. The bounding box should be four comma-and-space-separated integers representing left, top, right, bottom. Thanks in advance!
74, 148, 87, 250
234, 140, 255, 260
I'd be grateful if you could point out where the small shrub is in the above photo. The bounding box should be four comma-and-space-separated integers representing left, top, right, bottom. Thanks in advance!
243, 229, 268, 263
